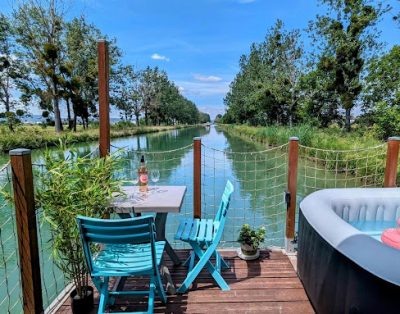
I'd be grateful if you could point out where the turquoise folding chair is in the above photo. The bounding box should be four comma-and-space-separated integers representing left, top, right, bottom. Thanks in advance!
76, 215, 167, 314
174, 180, 234, 293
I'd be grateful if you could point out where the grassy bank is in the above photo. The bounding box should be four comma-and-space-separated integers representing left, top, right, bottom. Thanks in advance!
0, 124, 192, 153
219, 124, 383, 150
219, 124, 395, 184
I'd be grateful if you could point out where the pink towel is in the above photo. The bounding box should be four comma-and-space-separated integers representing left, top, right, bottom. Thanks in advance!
382, 228, 400, 249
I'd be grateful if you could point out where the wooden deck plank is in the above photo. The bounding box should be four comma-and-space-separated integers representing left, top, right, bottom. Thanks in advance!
55, 250, 314, 314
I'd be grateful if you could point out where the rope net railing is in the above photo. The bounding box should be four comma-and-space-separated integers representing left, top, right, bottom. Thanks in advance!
112, 142, 290, 249
113, 144, 194, 249
295, 143, 388, 237
0, 148, 99, 314
0, 162, 23, 314
0, 135, 394, 312
201, 143, 289, 248
298, 144, 387, 199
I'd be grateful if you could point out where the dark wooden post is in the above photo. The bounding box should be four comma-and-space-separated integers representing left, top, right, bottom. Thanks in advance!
193, 137, 202, 218
98, 39, 110, 157
286, 137, 299, 253
9, 149, 43, 314
384, 137, 400, 187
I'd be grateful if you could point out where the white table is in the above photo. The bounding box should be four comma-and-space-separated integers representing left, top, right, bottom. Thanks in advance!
112, 185, 186, 265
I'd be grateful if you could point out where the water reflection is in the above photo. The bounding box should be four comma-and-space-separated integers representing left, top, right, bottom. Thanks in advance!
0, 124, 384, 312
201, 127, 288, 247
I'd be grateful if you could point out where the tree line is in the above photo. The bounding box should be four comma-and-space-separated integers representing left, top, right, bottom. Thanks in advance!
111, 65, 207, 126
0, 0, 209, 133
223, 0, 399, 138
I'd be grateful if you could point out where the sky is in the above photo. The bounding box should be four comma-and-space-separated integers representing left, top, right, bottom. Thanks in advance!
2, 0, 400, 119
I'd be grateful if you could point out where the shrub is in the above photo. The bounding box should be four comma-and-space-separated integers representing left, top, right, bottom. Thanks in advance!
36, 146, 122, 298
237, 224, 266, 248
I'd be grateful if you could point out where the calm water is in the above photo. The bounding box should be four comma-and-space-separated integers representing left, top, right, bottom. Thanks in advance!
0, 125, 382, 312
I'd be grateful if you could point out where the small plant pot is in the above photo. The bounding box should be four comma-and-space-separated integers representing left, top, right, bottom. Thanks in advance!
70, 286, 94, 314
238, 244, 260, 260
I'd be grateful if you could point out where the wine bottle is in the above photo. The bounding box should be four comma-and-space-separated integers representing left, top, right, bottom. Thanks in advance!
138, 155, 148, 192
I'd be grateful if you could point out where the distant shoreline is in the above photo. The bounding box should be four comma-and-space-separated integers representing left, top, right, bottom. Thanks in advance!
0, 124, 197, 153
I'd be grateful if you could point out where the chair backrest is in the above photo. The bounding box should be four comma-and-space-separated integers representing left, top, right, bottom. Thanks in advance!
215, 180, 234, 222
213, 180, 234, 243
76, 215, 157, 274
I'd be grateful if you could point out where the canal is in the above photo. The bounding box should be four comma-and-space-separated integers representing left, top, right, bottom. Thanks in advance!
0, 124, 384, 312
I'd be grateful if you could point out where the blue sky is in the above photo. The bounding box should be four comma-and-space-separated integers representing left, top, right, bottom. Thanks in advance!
2, 0, 400, 119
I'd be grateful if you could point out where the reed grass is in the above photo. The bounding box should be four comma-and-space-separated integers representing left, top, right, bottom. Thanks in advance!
219, 124, 382, 149
219, 124, 395, 184
0, 124, 190, 152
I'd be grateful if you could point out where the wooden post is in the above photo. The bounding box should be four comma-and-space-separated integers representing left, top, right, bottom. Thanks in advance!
193, 137, 202, 218
384, 137, 400, 187
98, 39, 110, 157
286, 137, 299, 253
9, 149, 43, 314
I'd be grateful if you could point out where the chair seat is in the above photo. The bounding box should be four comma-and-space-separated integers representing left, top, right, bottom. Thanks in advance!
92, 241, 166, 276
174, 181, 234, 293
175, 218, 217, 243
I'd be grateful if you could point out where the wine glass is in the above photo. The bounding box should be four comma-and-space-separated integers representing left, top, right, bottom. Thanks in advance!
126, 170, 139, 199
126, 169, 139, 185
150, 169, 160, 186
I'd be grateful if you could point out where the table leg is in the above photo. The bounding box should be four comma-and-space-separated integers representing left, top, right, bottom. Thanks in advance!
117, 210, 141, 219
161, 265, 176, 295
155, 213, 181, 265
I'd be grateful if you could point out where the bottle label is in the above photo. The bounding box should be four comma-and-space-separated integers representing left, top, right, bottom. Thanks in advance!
140, 174, 148, 184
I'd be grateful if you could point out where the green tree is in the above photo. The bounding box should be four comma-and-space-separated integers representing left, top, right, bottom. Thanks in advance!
112, 64, 200, 126
271, 22, 303, 127
139, 66, 161, 125
224, 20, 304, 126
150, 71, 171, 125
155, 76, 186, 125
363, 45, 400, 138
65, 17, 122, 130
13, 0, 66, 132
199, 112, 211, 123
112, 65, 141, 124
64, 17, 97, 129
298, 61, 341, 127
215, 114, 223, 123
364, 45, 400, 110
309, 0, 388, 131
0, 14, 27, 131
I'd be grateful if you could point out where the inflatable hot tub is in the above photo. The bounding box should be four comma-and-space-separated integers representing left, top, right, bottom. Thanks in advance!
298, 188, 400, 314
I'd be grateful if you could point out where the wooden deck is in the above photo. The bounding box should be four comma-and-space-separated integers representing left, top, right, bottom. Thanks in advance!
56, 250, 313, 313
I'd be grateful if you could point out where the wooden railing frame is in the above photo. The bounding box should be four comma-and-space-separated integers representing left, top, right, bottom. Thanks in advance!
384, 136, 400, 187
193, 137, 202, 218
7, 116, 399, 313
98, 39, 110, 158
10, 149, 43, 314
285, 137, 299, 253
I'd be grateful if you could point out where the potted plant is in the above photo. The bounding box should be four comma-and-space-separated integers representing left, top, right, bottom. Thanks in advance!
36, 147, 121, 313
237, 224, 266, 260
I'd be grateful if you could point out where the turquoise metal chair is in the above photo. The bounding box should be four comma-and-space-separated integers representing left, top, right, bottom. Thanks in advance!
174, 180, 234, 293
76, 215, 167, 314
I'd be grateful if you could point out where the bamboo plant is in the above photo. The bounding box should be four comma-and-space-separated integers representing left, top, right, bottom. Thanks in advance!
36, 146, 121, 299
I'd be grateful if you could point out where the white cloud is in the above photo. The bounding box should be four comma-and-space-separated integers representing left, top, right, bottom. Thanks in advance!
193, 74, 223, 82
151, 53, 170, 62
